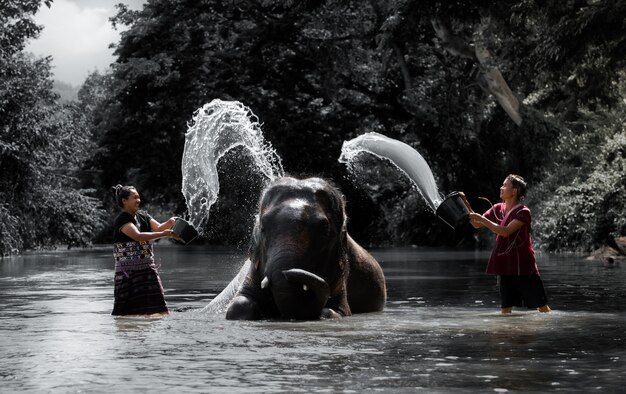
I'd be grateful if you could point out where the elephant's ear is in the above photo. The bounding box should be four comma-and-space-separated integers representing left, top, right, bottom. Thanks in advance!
341, 194, 348, 230
339, 194, 349, 269
340, 194, 348, 235
249, 214, 262, 270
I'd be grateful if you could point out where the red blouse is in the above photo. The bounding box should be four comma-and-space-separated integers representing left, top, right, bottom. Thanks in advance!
483, 203, 539, 276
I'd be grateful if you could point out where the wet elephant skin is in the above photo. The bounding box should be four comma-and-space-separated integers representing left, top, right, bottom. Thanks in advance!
226, 177, 386, 320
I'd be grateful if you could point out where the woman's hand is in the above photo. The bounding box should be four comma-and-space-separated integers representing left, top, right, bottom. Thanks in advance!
469, 212, 485, 228
163, 228, 183, 242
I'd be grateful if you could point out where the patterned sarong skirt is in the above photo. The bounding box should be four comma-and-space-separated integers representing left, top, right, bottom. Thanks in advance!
112, 241, 168, 316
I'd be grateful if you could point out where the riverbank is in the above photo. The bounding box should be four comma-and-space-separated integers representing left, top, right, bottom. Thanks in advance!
5, 238, 624, 263
587, 236, 626, 265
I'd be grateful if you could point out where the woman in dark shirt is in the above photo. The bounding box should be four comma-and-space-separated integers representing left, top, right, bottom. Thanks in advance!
111, 185, 180, 316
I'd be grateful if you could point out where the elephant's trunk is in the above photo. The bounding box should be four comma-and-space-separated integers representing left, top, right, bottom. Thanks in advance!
282, 268, 330, 302
264, 268, 330, 320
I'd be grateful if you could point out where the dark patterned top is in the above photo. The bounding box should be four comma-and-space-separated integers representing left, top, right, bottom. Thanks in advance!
113, 211, 153, 242
112, 211, 155, 274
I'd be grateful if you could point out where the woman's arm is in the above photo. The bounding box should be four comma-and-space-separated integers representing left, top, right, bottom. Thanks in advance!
150, 217, 177, 232
458, 192, 483, 228
121, 222, 175, 242
469, 213, 524, 237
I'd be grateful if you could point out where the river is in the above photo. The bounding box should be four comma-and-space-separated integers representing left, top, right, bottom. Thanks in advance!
1, 244, 624, 393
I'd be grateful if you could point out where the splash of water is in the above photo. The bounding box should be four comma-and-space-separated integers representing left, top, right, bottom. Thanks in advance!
181, 99, 284, 230
339, 132, 443, 211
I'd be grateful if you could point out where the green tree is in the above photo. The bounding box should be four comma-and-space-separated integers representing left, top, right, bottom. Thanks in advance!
0, 0, 105, 255
529, 75, 626, 252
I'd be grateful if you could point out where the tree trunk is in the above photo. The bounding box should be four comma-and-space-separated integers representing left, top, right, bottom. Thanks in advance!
431, 17, 523, 126
393, 42, 412, 91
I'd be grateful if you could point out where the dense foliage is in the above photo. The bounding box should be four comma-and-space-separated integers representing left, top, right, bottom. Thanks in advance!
2, 0, 625, 254
0, 0, 105, 255
84, 0, 624, 250
529, 101, 626, 252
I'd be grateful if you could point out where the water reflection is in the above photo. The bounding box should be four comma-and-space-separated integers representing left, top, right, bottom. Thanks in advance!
0, 245, 624, 392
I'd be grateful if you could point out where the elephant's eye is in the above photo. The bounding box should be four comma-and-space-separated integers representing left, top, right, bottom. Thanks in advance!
313, 217, 331, 235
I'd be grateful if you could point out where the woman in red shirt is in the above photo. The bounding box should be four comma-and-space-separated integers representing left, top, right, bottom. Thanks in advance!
467, 175, 551, 314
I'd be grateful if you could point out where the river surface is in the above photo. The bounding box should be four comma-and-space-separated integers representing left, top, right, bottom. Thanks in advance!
0, 244, 624, 393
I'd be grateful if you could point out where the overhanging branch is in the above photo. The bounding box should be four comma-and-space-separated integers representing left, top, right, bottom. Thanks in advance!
431, 17, 523, 126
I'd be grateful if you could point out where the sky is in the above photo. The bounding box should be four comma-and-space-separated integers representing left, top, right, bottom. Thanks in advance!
25, 0, 145, 86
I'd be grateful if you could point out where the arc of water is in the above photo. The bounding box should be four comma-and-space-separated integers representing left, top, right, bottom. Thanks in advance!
339, 132, 443, 211
181, 99, 284, 231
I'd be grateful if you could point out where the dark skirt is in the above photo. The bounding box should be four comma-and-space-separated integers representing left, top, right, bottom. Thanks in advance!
499, 274, 549, 309
112, 267, 168, 316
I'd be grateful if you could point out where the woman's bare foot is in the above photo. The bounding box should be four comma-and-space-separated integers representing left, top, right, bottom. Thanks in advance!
501, 307, 513, 314
537, 305, 551, 313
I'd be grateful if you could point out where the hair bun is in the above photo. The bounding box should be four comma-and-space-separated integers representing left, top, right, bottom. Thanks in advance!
111, 184, 122, 196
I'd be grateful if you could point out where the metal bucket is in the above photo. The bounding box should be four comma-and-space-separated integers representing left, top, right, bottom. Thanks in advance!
172, 218, 199, 245
436, 192, 470, 230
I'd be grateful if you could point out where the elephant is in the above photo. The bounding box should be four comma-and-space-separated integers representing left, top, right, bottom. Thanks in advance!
212, 176, 386, 320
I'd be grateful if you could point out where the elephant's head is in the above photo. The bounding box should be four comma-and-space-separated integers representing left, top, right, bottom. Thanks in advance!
249, 177, 349, 320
